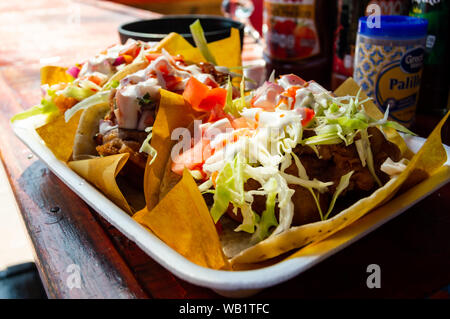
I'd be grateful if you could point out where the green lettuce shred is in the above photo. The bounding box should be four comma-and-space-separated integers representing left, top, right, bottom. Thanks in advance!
139, 127, 157, 166
61, 86, 95, 100
323, 171, 354, 220
251, 178, 279, 243
210, 154, 246, 223
11, 99, 59, 123
189, 19, 217, 65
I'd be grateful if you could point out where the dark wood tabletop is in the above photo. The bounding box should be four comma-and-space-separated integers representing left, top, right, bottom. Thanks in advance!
0, 0, 449, 299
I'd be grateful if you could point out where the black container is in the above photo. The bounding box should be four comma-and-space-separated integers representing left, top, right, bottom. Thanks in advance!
118, 15, 245, 48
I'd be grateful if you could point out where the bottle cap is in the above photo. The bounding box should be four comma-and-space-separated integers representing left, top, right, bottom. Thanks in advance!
358, 15, 428, 39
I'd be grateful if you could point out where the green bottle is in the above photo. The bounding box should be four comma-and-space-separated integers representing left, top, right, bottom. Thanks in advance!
410, 0, 449, 116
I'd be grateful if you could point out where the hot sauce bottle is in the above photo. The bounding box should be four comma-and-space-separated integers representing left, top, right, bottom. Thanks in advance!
263, 0, 337, 89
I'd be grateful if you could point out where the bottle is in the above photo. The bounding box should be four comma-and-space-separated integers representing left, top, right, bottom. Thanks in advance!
410, 0, 449, 116
262, 0, 336, 89
353, 16, 428, 127
332, 0, 410, 90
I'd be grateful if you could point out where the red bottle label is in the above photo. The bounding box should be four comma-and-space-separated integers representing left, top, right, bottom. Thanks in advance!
263, 0, 320, 60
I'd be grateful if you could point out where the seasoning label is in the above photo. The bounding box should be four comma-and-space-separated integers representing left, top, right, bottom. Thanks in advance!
263, 0, 320, 60
354, 36, 426, 126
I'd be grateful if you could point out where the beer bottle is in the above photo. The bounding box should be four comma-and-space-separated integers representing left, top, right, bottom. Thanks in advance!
410, 0, 450, 116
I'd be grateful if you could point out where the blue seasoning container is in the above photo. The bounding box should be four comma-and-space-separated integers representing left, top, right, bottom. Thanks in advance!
353, 15, 428, 127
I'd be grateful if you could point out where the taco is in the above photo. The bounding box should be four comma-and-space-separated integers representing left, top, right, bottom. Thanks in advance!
71, 48, 239, 187
159, 74, 417, 260
12, 39, 152, 124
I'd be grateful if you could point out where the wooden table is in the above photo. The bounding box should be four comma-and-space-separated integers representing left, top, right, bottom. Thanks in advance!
0, 0, 449, 299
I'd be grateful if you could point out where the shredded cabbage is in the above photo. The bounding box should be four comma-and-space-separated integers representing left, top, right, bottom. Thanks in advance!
251, 178, 279, 242
60, 86, 95, 100
10, 99, 59, 123
190, 19, 217, 65
139, 127, 157, 165
324, 170, 354, 219
360, 128, 382, 187
210, 154, 246, 223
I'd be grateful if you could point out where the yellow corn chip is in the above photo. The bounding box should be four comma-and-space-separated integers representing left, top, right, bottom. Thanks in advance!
155, 28, 242, 68
35, 110, 82, 162
68, 153, 133, 214
133, 170, 228, 269
285, 164, 450, 262
40, 66, 73, 86
143, 89, 202, 210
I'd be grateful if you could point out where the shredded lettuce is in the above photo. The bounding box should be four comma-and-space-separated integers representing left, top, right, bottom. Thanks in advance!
224, 76, 247, 117
61, 86, 95, 100
380, 120, 416, 135
11, 99, 59, 123
360, 128, 382, 187
139, 127, 157, 165
234, 203, 258, 233
323, 171, 354, 220
330, 116, 368, 130
290, 152, 324, 220
106, 80, 120, 89
223, 77, 237, 117
190, 19, 217, 65
251, 178, 279, 243
210, 154, 246, 223
303, 133, 343, 146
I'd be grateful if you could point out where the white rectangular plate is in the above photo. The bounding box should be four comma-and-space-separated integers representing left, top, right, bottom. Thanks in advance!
12, 120, 450, 298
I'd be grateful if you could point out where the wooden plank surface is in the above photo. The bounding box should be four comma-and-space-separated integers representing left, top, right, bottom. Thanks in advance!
0, 0, 449, 299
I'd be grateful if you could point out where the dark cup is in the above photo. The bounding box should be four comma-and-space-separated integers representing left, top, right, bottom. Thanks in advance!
118, 15, 244, 48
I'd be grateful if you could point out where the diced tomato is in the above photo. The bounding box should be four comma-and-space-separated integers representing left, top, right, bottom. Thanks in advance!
207, 103, 229, 122
88, 75, 102, 86
183, 77, 227, 114
231, 117, 257, 130
120, 44, 140, 58
164, 74, 182, 91
285, 86, 301, 99
158, 62, 170, 75
171, 139, 211, 176
198, 88, 227, 111
145, 53, 161, 63
301, 108, 315, 126
183, 77, 210, 110
203, 77, 219, 88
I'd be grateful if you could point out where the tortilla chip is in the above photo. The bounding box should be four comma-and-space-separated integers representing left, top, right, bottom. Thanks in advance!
143, 89, 202, 210
283, 164, 450, 262
68, 153, 133, 214
155, 28, 242, 68
133, 170, 228, 269
36, 110, 82, 162
40, 66, 73, 86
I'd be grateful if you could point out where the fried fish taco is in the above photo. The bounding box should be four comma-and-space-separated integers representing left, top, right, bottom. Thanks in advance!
12, 39, 151, 123
160, 74, 416, 260
71, 48, 240, 186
